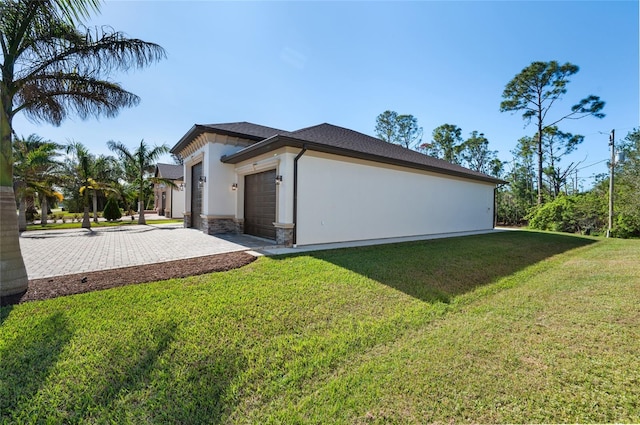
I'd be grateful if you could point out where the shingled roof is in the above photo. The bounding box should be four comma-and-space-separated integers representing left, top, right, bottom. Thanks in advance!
220, 123, 504, 184
155, 163, 183, 180
170, 122, 287, 155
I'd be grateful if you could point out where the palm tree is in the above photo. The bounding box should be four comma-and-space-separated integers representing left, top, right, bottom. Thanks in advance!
107, 140, 172, 225
0, 0, 165, 297
89, 155, 119, 222
12, 134, 62, 230
65, 141, 94, 228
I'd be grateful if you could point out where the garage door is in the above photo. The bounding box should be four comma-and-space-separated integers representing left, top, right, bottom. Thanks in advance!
244, 170, 276, 240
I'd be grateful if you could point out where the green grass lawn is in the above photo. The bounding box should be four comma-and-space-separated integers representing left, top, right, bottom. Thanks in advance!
1, 231, 639, 423
26, 218, 183, 231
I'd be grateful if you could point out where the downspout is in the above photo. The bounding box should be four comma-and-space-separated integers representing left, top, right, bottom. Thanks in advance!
494, 183, 506, 228
493, 186, 497, 228
292, 145, 307, 246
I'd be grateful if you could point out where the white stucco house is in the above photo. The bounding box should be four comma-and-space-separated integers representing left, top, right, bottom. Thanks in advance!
169, 122, 504, 247
154, 163, 185, 219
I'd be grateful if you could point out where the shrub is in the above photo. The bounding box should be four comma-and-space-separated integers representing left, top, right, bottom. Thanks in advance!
614, 213, 640, 238
528, 196, 577, 233
26, 206, 38, 222
103, 198, 122, 221
528, 193, 608, 235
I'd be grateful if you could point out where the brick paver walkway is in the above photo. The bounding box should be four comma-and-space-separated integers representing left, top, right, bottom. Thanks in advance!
19, 223, 269, 280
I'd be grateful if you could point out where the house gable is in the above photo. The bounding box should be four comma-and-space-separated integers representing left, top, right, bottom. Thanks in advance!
155, 163, 183, 180
170, 122, 287, 157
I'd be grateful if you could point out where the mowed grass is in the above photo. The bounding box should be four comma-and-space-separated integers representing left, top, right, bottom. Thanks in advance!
26, 218, 183, 231
1, 231, 639, 423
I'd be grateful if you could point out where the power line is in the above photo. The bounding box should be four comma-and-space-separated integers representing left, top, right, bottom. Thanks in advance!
576, 159, 608, 171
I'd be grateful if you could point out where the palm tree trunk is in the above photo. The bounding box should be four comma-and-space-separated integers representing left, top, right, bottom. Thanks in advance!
41, 196, 48, 226
138, 168, 145, 225
82, 205, 91, 228
93, 190, 98, 222
1, 90, 29, 297
138, 200, 146, 225
82, 186, 91, 229
0, 186, 29, 297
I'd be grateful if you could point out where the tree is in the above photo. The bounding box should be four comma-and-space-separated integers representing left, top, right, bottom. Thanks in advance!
396, 114, 423, 149
422, 124, 463, 164
375, 111, 423, 149
0, 0, 165, 297
540, 126, 584, 198
496, 136, 538, 225
107, 139, 171, 225
12, 134, 62, 230
87, 154, 119, 222
613, 129, 640, 237
66, 141, 94, 229
375, 110, 399, 144
459, 131, 499, 174
102, 196, 121, 221
500, 61, 605, 205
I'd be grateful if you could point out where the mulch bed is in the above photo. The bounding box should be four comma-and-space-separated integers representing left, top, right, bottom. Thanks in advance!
1, 251, 257, 306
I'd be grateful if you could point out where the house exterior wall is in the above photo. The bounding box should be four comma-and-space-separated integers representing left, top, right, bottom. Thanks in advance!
296, 151, 495, 246
230, 147, 298, 244
179, 133, 253, 232
176, 133, 496, 246
167, 182, 185, 219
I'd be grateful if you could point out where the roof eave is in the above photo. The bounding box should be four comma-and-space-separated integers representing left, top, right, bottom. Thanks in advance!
170, 124, 269, 155
170, 125, 204, 155
221, 136, 506, 185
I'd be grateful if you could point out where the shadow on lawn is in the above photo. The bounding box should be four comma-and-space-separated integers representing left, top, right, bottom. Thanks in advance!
0, 312, 74, 421
0, 305, 11, 326
151, 346, 248, 424
291, 231, 597, 304
76, 320, 246, 424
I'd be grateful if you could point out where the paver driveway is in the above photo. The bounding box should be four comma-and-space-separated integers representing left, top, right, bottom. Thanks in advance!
19, 223, 271, 280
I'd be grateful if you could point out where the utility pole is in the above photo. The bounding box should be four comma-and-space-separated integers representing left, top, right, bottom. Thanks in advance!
607, 129, 615, 238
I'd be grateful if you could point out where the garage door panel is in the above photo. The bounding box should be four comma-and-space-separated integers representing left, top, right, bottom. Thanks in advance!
244, 170, 276, 240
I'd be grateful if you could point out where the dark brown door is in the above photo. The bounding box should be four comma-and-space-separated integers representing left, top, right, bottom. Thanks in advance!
191, 162, 203, 229
244, 170, 276, 240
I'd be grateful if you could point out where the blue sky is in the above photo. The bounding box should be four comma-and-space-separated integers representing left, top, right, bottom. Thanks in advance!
13, 0, 639, 188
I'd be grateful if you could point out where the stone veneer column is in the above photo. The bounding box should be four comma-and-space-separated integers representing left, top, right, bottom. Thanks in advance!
274, 223, 295, 247
183, 212, 191, 228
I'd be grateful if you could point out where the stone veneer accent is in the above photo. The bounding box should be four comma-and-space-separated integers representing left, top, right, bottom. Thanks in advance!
203, 217, 243, 235
183, 212, 191, 228
274, 223, 294, 247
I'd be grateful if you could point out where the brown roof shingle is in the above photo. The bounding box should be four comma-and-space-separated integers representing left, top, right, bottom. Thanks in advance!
221, 123, 505, 184
170, 122, 286, 155
155, 163, 183, 180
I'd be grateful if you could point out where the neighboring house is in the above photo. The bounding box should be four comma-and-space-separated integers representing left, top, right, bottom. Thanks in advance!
170, 122, 505, 246
154, 163, 185, 219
